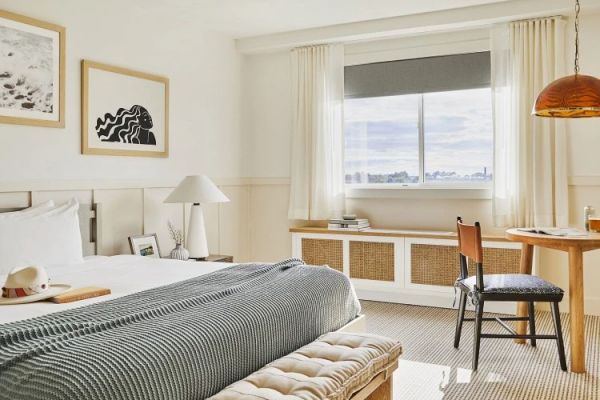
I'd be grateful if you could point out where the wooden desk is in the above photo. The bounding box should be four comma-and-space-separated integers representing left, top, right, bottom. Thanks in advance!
506, 228, 600, 373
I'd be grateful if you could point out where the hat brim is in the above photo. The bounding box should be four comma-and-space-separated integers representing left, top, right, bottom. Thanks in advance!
0, 284, 71, 305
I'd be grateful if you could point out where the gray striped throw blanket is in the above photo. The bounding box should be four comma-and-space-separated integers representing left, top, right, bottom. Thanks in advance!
0, 258, 360, 400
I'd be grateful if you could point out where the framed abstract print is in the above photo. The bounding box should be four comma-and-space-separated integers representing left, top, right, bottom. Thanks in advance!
81, 60, 169, 157
0, 10, 65, 127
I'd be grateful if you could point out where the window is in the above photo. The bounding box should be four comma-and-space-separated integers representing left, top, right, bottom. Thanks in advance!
344, 52, 492, 186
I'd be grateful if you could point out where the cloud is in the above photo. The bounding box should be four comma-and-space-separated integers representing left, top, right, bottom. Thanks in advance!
344, 88, 493, 176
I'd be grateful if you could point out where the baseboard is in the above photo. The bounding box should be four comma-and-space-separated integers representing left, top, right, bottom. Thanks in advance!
358, 288, 600, 317
586, 297, 600, 316
355, 288, 516, 315
555, 296, 600, 316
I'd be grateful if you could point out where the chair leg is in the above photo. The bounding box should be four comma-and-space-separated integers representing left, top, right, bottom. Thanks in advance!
528, 301, 536, 347
454, 291, 467, 349
472, 300, 484, 371
550, 302, 567, 371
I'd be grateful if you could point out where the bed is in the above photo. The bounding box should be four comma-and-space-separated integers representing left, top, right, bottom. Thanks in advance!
0, 202, 362, 400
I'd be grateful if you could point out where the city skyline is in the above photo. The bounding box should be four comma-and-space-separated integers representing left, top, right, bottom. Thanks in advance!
344, 88, 493, 183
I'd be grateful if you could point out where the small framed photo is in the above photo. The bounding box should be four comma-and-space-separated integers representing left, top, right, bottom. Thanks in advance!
129, 234, 161, 258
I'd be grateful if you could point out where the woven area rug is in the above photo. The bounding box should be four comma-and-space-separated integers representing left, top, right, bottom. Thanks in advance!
361, 301, 599, 400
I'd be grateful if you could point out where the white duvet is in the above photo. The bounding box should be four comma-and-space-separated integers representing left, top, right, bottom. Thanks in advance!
0, 255, 235, 325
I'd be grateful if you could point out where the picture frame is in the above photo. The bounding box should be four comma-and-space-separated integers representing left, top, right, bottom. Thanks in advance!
129, 233, 161, 258
81, 60, 169, 157
0, 9, 65, 128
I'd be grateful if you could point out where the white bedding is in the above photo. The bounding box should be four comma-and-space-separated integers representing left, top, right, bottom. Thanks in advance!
0, 255, 236, 325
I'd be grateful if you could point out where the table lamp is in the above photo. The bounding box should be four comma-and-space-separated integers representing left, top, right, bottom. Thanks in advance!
164, 175, 229, 259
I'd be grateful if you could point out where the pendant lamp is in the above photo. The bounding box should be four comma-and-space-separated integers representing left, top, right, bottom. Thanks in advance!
533, 0, 600, 117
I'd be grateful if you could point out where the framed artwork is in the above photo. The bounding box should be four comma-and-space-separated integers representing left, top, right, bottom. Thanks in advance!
129, 234, 161, 258
0, 10, 65, 127
82, 60, 169, 157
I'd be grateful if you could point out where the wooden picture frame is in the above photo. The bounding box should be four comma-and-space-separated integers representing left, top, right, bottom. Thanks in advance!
0, 9, 65, 128
129, 233, 161, 258
81, 60, 169, 157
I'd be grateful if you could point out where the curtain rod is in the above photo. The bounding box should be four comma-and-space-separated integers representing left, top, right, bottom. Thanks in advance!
291, 15, 565, 51
510, 15, 565, 23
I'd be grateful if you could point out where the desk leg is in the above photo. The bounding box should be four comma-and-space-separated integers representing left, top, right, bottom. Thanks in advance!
515, 243, 534, 343
568, 247, 586, 373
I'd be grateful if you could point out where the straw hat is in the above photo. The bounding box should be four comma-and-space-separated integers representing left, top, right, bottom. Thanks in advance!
0, 265, 70, 305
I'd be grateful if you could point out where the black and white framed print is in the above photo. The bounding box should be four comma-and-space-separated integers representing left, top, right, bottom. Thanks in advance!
0, 10, 65, 128
129, 234, 161, 258
82, 60, 169, 157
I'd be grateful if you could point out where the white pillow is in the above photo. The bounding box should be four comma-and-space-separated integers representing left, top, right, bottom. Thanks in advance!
0, 200, 55, 220
0, 199, 83, 274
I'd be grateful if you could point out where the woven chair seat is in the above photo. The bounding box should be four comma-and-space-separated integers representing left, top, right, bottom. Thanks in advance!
458, 274, 563, 297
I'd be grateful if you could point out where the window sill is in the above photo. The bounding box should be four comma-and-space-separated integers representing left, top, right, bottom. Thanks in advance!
345, 185, 492, 200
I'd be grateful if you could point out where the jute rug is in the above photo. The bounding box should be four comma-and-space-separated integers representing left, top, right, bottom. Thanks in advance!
361, 301, 599, 400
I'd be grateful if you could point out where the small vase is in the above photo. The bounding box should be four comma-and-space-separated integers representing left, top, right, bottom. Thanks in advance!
170, 243, 189, 261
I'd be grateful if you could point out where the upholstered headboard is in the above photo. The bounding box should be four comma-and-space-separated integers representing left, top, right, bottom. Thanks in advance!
0, 203, 102, 256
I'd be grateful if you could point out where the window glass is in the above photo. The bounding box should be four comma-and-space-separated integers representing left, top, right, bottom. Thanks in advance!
423, 88, 493, 183
344, 95, 420, 184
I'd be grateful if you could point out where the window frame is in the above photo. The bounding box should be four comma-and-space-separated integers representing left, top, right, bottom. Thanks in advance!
344, 91, 493, 191
343, 30, 492, 196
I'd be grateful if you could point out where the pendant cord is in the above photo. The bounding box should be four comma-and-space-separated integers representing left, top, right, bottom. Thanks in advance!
575, 0, 580, 75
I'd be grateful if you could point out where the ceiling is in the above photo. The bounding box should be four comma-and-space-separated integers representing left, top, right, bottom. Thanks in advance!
138, 0, 511, 38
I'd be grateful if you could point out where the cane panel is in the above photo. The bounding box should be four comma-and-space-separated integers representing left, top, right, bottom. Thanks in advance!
301, 238, 343, 272
349, 241, 395, 282
411, 244, 521, 287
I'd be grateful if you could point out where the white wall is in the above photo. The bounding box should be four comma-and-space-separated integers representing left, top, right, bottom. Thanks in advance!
0, 0, 243, 182
0, 1, 249, 260
241, 13, 600, 314
241, 52, 292, 178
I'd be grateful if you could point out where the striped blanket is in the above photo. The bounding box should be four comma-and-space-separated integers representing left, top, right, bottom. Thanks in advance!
0, 259, 360, 400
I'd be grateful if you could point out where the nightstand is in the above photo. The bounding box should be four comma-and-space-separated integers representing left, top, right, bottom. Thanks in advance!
193, 254, 234, 263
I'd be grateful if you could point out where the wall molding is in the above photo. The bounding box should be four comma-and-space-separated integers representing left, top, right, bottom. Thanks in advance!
0, 177, 292, 193
236, 0, 581, 53
568, 176, 600, 186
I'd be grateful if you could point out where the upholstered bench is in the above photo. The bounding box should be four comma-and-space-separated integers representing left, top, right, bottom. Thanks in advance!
209, 332, 402, 400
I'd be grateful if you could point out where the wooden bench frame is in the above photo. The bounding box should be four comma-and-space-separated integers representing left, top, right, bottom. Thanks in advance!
351, 361, 397, 400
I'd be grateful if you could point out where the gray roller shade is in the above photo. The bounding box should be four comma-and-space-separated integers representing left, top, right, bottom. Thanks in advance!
345, 51, 491, 99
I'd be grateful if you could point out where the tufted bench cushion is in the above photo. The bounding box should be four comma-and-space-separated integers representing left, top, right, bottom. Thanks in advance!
208, 332, 402, 400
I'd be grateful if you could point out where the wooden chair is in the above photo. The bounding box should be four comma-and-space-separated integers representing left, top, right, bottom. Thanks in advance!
453, 217, 567, 371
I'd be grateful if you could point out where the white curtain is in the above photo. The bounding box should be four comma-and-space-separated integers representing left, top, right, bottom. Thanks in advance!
288, 44, 345, 220
491, 18, 568, 228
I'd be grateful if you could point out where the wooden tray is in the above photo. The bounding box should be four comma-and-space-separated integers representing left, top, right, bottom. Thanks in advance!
49, 287, 111, 304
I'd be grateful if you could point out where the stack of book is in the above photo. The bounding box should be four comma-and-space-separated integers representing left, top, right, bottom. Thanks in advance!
328, 218, 370, 231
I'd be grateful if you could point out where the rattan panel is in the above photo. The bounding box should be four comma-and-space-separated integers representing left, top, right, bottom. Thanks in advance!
411, 244, 521, 287
301, 238, 343, 272
349, 241, 395, 282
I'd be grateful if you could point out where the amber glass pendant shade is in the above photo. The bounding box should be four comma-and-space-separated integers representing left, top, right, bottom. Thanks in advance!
533, 0, 600, 118
533, 74, 600, 118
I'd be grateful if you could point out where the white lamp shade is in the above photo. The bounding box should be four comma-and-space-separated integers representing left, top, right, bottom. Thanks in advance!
164, 175, 230, 204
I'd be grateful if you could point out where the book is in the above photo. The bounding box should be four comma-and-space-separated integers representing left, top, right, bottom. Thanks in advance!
329, 223, 369, 229
517, 228, 588, 237
328, 226, 371, 232
328, 218, 369, 225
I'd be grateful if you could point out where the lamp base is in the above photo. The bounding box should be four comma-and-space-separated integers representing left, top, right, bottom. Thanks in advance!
187, 203, 209, 259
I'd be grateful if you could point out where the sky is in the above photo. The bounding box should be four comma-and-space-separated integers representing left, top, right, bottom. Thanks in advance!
344, 88, 493, 179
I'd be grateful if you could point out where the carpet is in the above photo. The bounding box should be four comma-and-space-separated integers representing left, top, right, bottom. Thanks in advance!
361, 300, 599, 400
